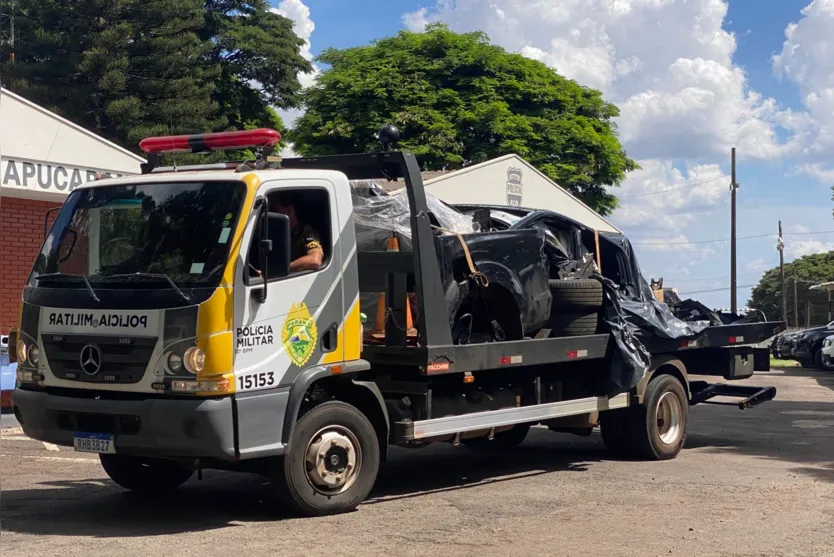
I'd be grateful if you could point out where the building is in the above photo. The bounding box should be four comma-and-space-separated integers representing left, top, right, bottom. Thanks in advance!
0, 88, 145, 334
402, 154, 621, 234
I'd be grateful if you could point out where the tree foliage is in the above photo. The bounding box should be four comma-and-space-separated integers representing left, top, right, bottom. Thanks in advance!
201, 1, 312, 130
290, 24, 637, 215
748, 251, 834, 327
0, 0, 309, 152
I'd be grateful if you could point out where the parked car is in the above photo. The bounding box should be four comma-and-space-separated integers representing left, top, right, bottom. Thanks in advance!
822, 334, 834, 369
771, 331, 800, 359
792, 321, 834, 370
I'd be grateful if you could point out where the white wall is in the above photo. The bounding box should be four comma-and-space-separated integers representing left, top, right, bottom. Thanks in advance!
0, 88, 145, 202
423, 154, 621, 233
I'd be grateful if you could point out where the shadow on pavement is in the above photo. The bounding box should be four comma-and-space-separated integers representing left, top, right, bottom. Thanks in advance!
1, 382, 832, 535
0, 429, 600, 537
686, 397, 834, 484
776, 365, 834, 392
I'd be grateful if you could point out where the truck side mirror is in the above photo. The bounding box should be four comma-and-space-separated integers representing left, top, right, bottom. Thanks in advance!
265, 213, 291, 280
253, 207, 291, 304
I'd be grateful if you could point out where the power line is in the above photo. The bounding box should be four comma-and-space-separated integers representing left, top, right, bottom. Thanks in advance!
663, 271, 762, 283
678, 283, 758, 295
633, 229, 834, 246
617, 175, 729, 199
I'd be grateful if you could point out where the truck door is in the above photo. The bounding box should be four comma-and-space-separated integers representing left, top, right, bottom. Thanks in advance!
232, 180, 345, 392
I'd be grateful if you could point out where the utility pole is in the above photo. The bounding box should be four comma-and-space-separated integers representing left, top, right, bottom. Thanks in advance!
778, 221, 786, 325
730, 147, 738, 314
793, 273, 799, 329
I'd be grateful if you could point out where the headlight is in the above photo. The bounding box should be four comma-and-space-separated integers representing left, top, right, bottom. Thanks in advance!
28, 345, 40, 366
166, 352, 184, 374
17, 340, 27, 364
183, 347, 205, 374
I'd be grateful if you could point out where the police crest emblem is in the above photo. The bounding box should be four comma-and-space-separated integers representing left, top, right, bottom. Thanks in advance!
282, 302, 318, 367
506, 167, 523, 207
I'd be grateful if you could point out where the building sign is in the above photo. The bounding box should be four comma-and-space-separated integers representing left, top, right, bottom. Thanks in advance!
1, 157, 124, 194
506, 167, 523, 207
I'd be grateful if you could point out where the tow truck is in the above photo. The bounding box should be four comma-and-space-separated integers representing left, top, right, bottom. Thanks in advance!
10, 127, 785, 516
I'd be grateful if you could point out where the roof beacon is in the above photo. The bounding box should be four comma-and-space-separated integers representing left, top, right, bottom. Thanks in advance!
139, 128, 282, 154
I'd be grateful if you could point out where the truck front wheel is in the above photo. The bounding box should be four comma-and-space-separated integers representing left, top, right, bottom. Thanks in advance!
100, 454, 193, 493
275, 400, 380, 516
600, 374, 688, 461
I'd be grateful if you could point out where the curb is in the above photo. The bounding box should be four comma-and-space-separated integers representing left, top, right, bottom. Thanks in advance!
1, 427, 24, 436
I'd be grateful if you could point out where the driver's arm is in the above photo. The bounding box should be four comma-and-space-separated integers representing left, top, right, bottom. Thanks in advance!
290, 226, 324, 272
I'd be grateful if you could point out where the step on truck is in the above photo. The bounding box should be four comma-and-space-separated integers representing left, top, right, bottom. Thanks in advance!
9, 127, 785, 517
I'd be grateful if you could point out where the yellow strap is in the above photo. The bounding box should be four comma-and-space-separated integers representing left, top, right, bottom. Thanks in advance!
431, 225, 489, 287
594, 229, 602, 273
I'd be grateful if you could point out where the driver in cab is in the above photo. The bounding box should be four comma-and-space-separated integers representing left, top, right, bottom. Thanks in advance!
269, 191, 324, 273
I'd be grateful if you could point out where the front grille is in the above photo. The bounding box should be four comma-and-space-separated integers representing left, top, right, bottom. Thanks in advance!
41, 334, 157, 384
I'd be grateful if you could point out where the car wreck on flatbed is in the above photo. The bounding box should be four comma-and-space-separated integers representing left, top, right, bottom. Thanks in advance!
10, 126, 786, 517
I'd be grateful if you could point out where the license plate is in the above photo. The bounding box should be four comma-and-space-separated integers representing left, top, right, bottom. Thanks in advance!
73, 432, 116, 454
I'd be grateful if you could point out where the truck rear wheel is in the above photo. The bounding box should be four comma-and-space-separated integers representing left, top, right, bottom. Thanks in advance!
601, 374, 688, 461
275, 400, 380, 517
100, 454, 193, 493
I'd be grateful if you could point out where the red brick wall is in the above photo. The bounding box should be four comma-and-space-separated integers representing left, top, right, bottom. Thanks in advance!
0, 197, 61, 333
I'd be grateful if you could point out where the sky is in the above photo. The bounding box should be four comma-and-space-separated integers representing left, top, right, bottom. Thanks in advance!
272, 0, 834, 309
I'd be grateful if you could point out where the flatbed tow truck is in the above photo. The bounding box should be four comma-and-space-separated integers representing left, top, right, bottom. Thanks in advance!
9, 128, 785, 516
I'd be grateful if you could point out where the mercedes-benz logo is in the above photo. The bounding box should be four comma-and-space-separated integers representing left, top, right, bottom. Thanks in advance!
79, 344, 102, 376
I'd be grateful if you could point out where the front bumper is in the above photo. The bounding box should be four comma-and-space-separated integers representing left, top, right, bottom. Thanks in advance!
12, 388, 237, 461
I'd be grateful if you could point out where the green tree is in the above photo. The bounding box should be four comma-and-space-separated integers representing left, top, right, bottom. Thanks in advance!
748, 251, 834, 327
290, 24, 637, 215
1, 0, 224, 148
202, 1, 312, 132
1, 0, 309, 153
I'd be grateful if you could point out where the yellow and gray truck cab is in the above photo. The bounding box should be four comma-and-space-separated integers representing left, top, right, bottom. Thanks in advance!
10, 127, 786, 517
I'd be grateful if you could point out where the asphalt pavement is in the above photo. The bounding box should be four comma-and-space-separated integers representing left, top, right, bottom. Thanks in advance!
1, 368, 833, 557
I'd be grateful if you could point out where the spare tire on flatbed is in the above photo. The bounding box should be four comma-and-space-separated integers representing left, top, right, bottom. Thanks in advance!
548, 278, 604, 310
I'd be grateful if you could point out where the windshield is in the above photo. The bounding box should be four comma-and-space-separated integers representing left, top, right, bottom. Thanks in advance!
29, 181, 247, 289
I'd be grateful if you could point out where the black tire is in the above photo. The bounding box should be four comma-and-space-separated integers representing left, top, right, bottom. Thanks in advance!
814, 349, 834, 371
461, 423, 531, 449
275, 400, 380, 517
549, 311, 599, 336
601, 374, 688, 461
549, 279, 604, 310
100, 454, 193, 493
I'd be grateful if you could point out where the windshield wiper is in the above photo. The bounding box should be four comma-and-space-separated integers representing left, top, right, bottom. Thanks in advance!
37, 272, 101, 303
100, 272, 191, 303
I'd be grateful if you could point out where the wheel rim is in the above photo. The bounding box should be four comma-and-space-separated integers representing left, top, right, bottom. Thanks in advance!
304, 425, 362, 495
655, 391, 683, 445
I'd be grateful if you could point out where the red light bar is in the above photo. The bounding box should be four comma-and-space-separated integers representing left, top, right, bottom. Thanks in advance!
139, 128, 282, 154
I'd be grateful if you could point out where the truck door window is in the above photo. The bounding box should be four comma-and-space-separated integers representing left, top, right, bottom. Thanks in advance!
248, 188, 332, 281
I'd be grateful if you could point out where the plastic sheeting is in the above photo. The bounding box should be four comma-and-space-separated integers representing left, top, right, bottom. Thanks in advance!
588, 234, 710, 395
349, 180, 475, 252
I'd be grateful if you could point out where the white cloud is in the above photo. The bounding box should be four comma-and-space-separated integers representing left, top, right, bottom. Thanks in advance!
403, 7, 432, 32
634, 234, 697, 252
746, 258, 767, 271
794, 162, 834, 183
609, 159, 727, 231
271, 0, 319, 153
772, 0, 834, 169
403, 0, 788, 162
787, 238, 834, 258
273, 0, 320, 89
272, 0, 319, 134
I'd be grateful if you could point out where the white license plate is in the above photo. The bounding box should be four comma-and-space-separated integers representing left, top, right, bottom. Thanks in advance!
73, 432, 116, 454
